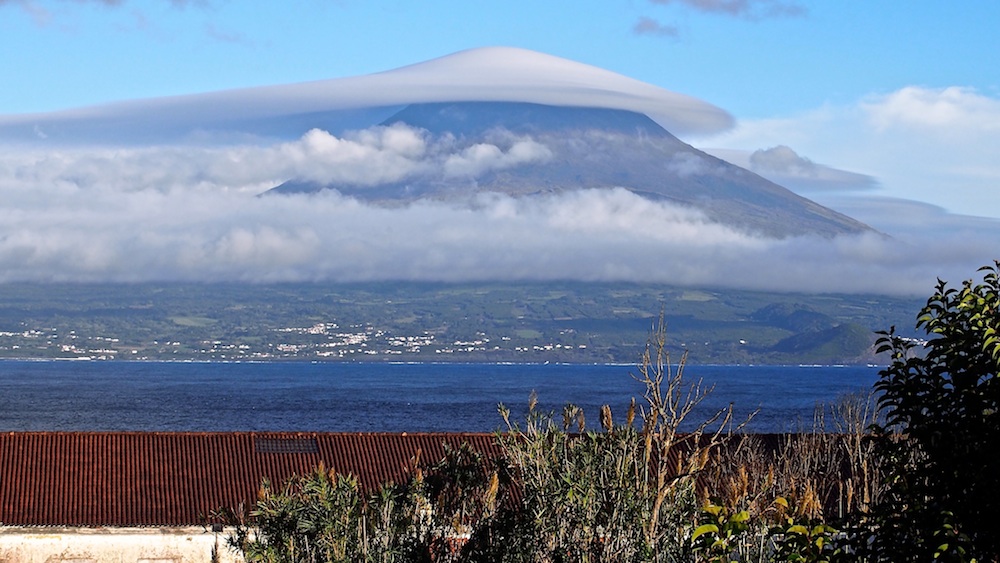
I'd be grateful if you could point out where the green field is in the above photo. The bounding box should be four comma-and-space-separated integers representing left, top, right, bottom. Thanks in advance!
0, 282, 924, 364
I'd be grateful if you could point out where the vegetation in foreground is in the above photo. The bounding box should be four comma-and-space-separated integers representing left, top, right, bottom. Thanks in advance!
217, 262, 1000, 562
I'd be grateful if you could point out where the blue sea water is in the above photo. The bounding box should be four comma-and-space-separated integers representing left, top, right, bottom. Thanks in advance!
0, 361, 881, 433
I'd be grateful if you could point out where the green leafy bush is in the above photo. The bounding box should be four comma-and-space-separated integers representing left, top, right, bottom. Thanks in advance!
867, 261, 1000, 562
222, 464, 424, 563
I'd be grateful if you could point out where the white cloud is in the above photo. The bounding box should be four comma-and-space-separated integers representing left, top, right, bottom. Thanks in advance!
278, 126, 432, 186
665, 152, 719, 178
0, 112, 996, 294
0, 124, 556, 193
864, 86, 1000, 132
0, 130, 994, 294
811, 195, 1000, 243
692, 86, 1000, 219
443, 139, 551, 178
749, 145, 818, 173
0, 47, 733, 141
705, 146, 877, 192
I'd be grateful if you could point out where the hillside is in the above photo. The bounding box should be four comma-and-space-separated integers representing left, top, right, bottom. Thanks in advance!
0, 282, 922, 365
270, 101, 872, 238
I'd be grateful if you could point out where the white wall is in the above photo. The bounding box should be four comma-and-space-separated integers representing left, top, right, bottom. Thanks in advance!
0, 527, 243, 563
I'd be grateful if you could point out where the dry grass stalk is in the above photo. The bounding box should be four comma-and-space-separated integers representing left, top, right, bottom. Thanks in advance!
632, 311, 749, 553
700, 390, 886, 529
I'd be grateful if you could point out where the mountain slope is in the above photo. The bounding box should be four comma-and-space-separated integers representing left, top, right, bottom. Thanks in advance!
271, 101, 872, 238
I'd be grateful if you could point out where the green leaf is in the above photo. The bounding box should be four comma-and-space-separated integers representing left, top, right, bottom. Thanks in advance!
692, 523, 720, 541
730, 510, 750, 524
811, 524, 831, 536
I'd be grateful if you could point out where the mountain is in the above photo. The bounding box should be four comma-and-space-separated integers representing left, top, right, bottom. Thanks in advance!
0, 46, 874, 238
269, 101, 872, 238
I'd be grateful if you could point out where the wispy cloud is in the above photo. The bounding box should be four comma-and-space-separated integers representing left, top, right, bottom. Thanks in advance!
705, 146, 878, 193
0, 0, 202, 8
205, 22, 251, 45
648, 0, 806, 19
2, 0, 206, 27
0, 0, 54, 25
633, 16, 680, 37
692, 86, 1000, 220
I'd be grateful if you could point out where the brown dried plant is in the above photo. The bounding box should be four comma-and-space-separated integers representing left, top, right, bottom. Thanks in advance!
632, 312, 746, 551
700, 390, 886, 526
493, 311, 748, 561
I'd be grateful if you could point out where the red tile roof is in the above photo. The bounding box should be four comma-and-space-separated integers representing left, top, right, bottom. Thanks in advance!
0, 432, 501, 527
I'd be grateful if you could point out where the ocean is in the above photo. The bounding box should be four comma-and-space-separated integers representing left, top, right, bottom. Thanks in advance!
0, 361, 881, 433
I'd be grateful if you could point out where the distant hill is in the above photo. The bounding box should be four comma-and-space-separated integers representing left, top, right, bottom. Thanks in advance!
269, 101, 872, 238
0, 281, 922, 365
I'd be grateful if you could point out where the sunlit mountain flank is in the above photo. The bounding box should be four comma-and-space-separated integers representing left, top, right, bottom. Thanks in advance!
270, 101, 870, 238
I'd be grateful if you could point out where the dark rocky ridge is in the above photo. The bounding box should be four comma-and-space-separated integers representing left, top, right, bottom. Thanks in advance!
269, 101, 873, 238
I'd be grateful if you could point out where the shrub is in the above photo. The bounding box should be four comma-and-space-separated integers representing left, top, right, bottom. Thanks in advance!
222, 463, 425, 563
488, 314, 738, 562
866, 261, 1000, 562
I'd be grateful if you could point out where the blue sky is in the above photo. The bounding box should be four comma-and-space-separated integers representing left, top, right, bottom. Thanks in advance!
0, 0, 997, 291
2, 1, 995, 117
